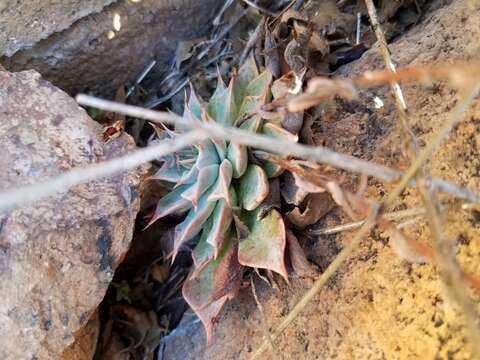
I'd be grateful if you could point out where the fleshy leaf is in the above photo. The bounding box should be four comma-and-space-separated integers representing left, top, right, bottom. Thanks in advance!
226, 143, 248, 179
238, 208, 288, 280
175, 165, 199, 187
205, 198, 233, 258
212, 139, 227, 160
196, 140, 219, 169
172, 191, 216, 258
183, 240, 243, 343
234, 55, 259, 107
206, 76, 238, 126
149, 162, 189, 183
146, 184, 193, 227
238, 164, 269, 211
208, 159, 234, 203
258, 122, 299, 177
193, 219, 215, 269
239, 115, 262, 132
181, 164, 219, 207
187, 86, 203, 120
238, 70, 273, 119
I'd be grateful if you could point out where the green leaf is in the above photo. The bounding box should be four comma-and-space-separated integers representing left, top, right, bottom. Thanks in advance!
172, 190, 217, 258
205, 199, 233, 258
258, 122, 299, 177
146, 184, 192, 227
195, 140, 219, 169
234, 56, 259, 107
208, 159, 234, 204
206, 76, 238, 126
238, 164, 269, 211
181, 164, 219, 206
212, 139, 227, 160
149, 162, 189, 183
187, 86, 203, 120
226, 143, 248, 179
238, 70, 273, 119
238, 208, 288, 280
239, 115, 262, 132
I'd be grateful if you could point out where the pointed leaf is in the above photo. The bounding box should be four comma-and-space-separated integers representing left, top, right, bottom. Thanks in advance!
262, 121, 298, 142
206, 76, 237, 126
196, 140, 219, 168
258, 122, 299, 177
175, 165, 199, 187
193, 219, 215, 269
187, 86, 203, 120
183, 240, 243, 343
239, 164, 269, 211
181, 164, 219, 206
212, 139, 227, 160
208, 159, 234, 203
238, 70, 273, 119
146, 184, 193, 227
226, 143, 248, 179
238, 209, 288, 281
234, 55, 259, 107
172, 192, 216, 258
206, 198, 233, 258
239, 115, 262, 132
149, 162, 189, 183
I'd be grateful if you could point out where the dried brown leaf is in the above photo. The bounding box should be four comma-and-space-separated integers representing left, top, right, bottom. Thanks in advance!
286, 192, 334, 229
286, 229, 318, 278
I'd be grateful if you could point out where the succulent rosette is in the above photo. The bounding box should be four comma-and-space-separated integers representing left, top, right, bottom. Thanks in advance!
150, 58, 298, 339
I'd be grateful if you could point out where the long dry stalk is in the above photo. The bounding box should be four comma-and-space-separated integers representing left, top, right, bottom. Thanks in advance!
76, 95, 480, 203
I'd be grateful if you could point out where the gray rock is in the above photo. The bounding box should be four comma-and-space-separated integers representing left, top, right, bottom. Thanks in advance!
0, 69, 143, 359
0, 0, 115, 57
2, 0, 224, 96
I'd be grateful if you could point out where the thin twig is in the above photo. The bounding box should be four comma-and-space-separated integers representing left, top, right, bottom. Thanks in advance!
250, 276, 277, 359
0, 131, 206, 213
239, 17, 266, 65
242, 0, 279, 17
76, 95, 480, 203
310, 207, 426, 235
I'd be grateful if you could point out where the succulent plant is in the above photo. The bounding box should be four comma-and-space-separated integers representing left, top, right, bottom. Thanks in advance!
150, 58, 298, 340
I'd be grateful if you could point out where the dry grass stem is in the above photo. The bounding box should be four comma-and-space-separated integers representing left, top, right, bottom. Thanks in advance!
76, 95, 480, 203
310, 207, 426, 235
250, 276, 277, 359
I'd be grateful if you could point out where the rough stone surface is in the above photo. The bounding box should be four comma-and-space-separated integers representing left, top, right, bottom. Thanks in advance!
0, 0, 115, 57
60, 311, 100, 360
2, 0, 223, 96
0, 70, 142, 359
162, 1, 480, 359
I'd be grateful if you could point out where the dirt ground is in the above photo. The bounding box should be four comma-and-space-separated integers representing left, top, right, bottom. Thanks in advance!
162, 1, 480, 359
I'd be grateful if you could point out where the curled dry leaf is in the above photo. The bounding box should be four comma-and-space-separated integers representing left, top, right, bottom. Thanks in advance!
286, 192, 334, 229
288, 77, 358, 112
280, 171, 310, 206
286, 229, 318, 278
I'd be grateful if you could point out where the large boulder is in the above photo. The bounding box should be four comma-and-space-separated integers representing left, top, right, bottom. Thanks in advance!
0, 69, 143, 359
1, 0, 223, 96
0, 0, 115, 57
